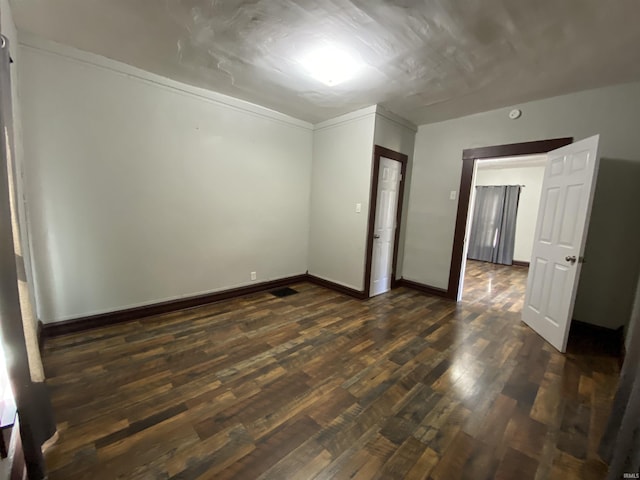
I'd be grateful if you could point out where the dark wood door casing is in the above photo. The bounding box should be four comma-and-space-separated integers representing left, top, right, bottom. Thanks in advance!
446, 137, 573, 300
364, 145, 409, 297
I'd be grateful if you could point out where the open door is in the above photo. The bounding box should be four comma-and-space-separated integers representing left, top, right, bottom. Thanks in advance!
522, 135, 600, 352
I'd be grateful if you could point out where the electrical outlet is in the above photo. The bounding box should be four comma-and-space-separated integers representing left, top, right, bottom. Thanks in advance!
250, 271, 257, 281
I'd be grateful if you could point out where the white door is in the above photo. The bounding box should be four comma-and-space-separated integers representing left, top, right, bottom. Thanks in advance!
522, 135, 600, 352
370, 157, 402, 296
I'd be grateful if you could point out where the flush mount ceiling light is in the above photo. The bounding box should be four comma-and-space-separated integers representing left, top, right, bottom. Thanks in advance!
299, 44, 363, 86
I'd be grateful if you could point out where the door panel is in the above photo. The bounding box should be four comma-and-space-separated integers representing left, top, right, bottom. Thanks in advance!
539, 187, 560, 243
522, 135, 600, 352
370, 157, 401, 297
558, 185, 583, 244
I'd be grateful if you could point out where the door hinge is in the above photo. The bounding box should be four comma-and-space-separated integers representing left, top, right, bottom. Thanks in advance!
579, 256, 586, 264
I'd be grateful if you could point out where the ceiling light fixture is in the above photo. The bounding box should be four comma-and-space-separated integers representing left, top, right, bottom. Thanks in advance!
299, 44, 363, 87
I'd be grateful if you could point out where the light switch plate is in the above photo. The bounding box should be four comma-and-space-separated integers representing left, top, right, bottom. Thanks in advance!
450, 191, 457, 200
355, 203, 362, 213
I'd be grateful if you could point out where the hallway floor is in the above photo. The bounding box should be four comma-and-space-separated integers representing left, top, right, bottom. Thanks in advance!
462, 259, 529, 312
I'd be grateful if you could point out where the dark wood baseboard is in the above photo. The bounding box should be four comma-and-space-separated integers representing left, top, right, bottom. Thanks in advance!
468, 258, 530, 268
306, 275, 367, 300
43, 274, 308, 338
397, 278, 452, 299
40, 273, 405, 339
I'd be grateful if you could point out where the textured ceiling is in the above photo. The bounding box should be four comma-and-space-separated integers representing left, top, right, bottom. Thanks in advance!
10, 0, 640, 124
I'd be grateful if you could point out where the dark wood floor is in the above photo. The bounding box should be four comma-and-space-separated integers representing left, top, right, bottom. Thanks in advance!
42, 262, 620, 479
462, 259, 528, 312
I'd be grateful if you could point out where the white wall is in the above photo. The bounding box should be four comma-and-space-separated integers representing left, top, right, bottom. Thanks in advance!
474, 163, 545, 263
18, 33, 640, 331
19, 37, 313, 323
373, 109, 416, 279
373, 109, 417, 157
307, 107, 415, 292
404, 82, 640, 329
308, 107, 376, 290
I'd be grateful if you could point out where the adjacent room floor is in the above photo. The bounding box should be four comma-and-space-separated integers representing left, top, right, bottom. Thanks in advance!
462, 259, 528, 312
42, 273, 620, 479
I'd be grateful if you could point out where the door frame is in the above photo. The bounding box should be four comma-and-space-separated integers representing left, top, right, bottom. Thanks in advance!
0, 34, 55, 479
448, 137, 573, 300
364, 145, 408, 297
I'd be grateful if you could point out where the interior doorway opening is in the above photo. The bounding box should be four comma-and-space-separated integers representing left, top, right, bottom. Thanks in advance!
448, 137, 573, 302
364, 145, 408, 298
460, 154, 547, 309
452, 136, 609, 354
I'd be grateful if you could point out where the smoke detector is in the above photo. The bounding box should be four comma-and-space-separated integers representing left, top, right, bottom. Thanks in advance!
509, 109, 522, 120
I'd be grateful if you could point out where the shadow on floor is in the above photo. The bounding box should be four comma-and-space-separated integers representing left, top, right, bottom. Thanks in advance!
566, 320, 623, 360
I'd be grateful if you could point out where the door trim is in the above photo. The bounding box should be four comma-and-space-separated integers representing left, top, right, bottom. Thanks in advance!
448, 137, 573, 300
364, 145, 408, 297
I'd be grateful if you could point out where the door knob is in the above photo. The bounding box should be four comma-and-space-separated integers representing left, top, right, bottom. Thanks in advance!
565, 255, 577, 264
373, 234, 380, 239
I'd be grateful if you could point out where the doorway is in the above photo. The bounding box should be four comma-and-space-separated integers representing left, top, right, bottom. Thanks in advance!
451, 136, 607, 353
461, 154, 547, 309
447, 138, 573, 301
364, 145, 408, 297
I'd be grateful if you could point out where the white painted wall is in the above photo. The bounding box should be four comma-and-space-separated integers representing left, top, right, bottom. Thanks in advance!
404, 82, 640, 329
19, 37, 313, 323
307, 107, 415, 291
373, 109, 416, 279
17, 32, 640, 331
474, 163, 545, 263
308, 107, 376, 290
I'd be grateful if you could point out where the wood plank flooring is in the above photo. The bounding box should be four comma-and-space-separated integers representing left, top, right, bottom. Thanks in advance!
463, 260, 529, 312
42, 263, 620, 479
